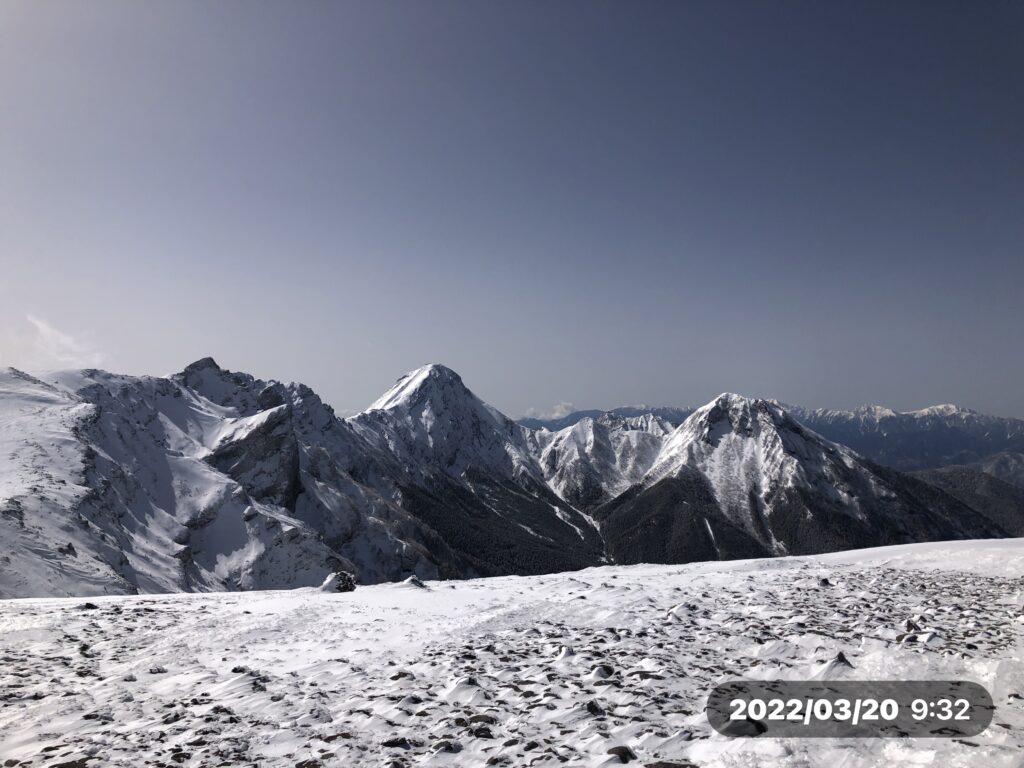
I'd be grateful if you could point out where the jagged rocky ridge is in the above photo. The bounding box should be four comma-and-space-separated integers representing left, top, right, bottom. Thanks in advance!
781, 402, 1024, 473
0, 361, 1017, 597
526, 402, 1024, 483
593, 395, 1005, 565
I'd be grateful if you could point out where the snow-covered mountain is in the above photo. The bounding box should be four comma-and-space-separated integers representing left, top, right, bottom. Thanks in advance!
0, 361, 610, 597
346, 364, 604, 578
519, 405, 693, 431
529, 413, 674, 509
0, 361, 474, 599
524, 400, 1024, 490
782, 402, 1024, 475
594, 394, 1004, 565
1, 361, 1018, 598
349, 364, 543, 488
0, 366, 342, 597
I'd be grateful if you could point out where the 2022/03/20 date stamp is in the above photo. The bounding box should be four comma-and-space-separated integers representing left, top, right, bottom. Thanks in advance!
706, 680, 993, 738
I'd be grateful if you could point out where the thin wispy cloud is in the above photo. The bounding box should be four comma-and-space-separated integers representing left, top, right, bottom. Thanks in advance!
523, 401, 577, 420
11, 315, 108, 370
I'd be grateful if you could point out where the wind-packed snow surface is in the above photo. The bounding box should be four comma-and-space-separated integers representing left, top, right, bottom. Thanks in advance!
0, 539, 1021, 767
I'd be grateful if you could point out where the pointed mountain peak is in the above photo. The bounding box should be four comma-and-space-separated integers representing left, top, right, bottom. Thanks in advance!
709, 392, 760, 408
366, 363, 470, 412
675, 393, 806, 448
695, 392, 783, 420
353, 364, 542, 485
182, 356, 222, 374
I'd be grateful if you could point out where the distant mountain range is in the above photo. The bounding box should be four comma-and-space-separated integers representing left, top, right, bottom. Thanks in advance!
523, 402, 1024, 484
1, 360, 1020, 597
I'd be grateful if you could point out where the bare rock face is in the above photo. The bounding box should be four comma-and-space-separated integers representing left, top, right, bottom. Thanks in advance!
320, 571, 357, 593
207, 402, 301, 509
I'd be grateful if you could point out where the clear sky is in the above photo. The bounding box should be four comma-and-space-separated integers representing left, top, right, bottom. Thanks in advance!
1, 1, 1022, 418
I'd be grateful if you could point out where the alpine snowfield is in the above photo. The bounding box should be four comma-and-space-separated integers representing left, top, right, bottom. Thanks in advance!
1, 539, 1022, 768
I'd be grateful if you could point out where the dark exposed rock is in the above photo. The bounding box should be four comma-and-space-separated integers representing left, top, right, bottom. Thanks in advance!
721, 717, 768, 737
320, 571, 357, 593
432, 739, 462, 753
381, 736, 419, 749
607, 745, 638, 763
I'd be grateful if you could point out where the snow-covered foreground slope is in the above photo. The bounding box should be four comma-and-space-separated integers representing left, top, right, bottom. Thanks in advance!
1, 539, 1021, 767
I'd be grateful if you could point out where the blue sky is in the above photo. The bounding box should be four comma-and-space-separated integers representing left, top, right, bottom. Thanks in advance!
1, 1, 1022, 417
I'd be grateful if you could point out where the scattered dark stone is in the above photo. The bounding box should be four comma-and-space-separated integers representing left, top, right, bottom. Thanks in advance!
472, 726, 494, 739
832, 651, 854, 668
721, 717, 767, 737
148, 666, 167, 674
295, 761, 322, 768
321, 732, 352, 743
607, 745, 638, 763
818, 578, 831, 587
78, 602, 98, 610
231, 666, 248, 674
432, 740, 462, 753
381, 736, 415, 749
322, 571, 357, 593
469, 713, 497, 724
630, 670, 664, 680
586, 699, 605, 716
